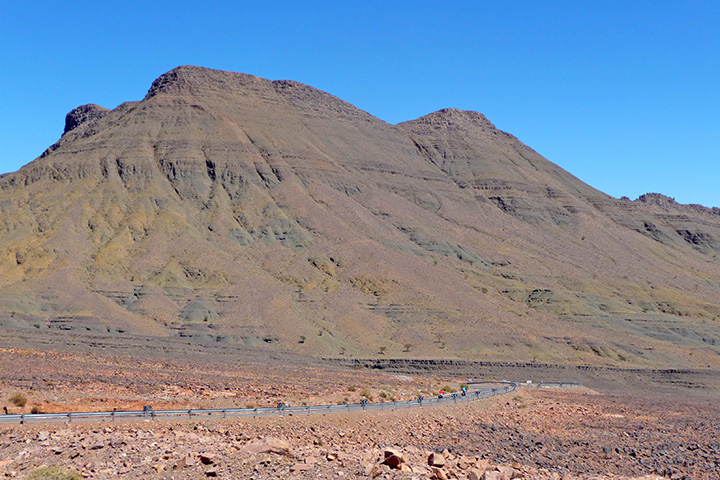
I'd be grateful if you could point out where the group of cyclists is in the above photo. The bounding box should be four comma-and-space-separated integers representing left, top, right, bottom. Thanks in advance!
438, 385, 468, 399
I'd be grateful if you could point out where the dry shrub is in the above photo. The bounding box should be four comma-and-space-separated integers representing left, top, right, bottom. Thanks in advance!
9, 392, 27, 407
359, 388, 373, 402
25, 466, 82, 480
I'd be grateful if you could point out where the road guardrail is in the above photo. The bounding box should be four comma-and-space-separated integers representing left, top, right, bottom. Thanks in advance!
0, 383, 518, 425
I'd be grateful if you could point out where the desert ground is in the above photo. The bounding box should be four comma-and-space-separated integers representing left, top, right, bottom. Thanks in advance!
1, 330, 719, 480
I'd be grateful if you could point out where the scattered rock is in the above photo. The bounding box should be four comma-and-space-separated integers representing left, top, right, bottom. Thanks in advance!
497, 465, 519, 480
433, 466, 449, 480
468, 467, 484, 480
290, 463, 312, 472
399, 463, 412, 473
483, 471, 503, 480
87, 440, 104, 450
429, 451, 446, 467
382, 447, 404, 468
179, 453, 196, 468
241, 437, 295, 458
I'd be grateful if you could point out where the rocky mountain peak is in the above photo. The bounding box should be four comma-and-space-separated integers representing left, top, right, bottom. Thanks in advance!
637, 193, 678, 207
144, 65, 269, 99
142, 65, 378, 125
63, 103, 110, 134
399, 108, 496, 133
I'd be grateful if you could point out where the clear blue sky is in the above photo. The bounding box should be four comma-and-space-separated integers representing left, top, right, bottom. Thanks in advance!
2, 1, 719, 207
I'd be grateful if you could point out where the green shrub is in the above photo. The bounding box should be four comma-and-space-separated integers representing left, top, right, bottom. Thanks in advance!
25, 466, 82, 480
9, 392, 27, 407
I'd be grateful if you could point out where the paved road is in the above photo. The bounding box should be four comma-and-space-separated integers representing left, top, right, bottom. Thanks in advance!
0, 382, 520, 425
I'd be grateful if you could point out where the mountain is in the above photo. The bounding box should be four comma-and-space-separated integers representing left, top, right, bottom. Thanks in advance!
1, 65, 719, 368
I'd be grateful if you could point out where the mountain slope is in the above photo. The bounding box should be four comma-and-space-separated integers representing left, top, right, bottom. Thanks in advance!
1, 66, 719, 368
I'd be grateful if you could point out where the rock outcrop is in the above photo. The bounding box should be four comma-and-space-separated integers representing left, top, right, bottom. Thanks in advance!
63, 104, 110, 134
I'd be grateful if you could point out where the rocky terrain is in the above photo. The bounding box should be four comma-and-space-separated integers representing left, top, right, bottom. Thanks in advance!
0, 66, 719, 369
2, 383, 718, 479
1, 336, 718, 479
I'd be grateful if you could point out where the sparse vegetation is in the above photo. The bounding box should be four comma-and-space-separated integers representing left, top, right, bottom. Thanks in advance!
347, 386, 356, 392
9, 392, 27, 407
25, 466, 82, 480
359, 388, 373, 402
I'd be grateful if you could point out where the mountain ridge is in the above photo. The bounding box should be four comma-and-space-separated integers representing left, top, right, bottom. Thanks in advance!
1, 66, 718, 370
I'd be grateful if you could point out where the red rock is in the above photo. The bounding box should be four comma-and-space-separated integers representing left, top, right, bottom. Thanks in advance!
382, 447, 404, 468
